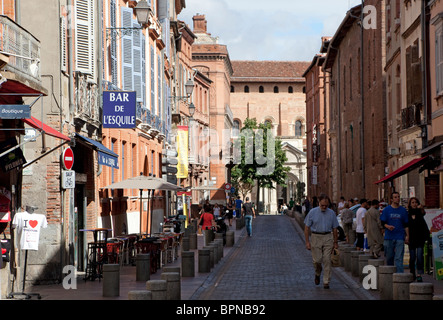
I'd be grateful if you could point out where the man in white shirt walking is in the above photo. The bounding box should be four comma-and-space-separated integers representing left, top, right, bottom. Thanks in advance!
356, 199, 369, 251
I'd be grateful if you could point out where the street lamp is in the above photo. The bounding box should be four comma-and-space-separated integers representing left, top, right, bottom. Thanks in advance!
188, 102, 196, 118
106, 0, 151, 40
185, 79, 195, 97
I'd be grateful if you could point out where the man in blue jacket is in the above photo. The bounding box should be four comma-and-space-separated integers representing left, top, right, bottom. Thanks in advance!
380, 192, 409, 273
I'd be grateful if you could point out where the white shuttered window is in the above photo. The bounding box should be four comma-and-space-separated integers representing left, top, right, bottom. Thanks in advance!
75, 0, 95, 78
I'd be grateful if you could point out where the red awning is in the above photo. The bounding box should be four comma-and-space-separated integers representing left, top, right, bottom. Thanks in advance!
23, 117, 71, 141
374, 156, 429, 184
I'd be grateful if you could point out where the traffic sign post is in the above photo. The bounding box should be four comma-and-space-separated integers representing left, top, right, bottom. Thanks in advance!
62, 147, 74, 170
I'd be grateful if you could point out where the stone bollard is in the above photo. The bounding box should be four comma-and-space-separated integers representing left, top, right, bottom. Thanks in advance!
215, 239, 224, 259
226, 231, 235, 247
379, 265, 397, 300
163, 266, 181, 274
161, 272, 181, 300
136, 254, 151, 282
339, 244, 351, 267
210, 243, 219, 264
204, 246, 215, 268
215, 233, 224, 241
128, 290, 152, 300
351, 251, 363, 277
198, 249, 211, 273
102, 264, 120, 297
358, 254, 372, 282
343, 247, 354, 272
189, 233, 197, 250
409, 283, 434, 300
393, 273, 414, 300
204, 229, 214, 246
182, 237, 190, 252
367, 258, 385, 291
146, 280, 167, 300
181, 251, 195, 277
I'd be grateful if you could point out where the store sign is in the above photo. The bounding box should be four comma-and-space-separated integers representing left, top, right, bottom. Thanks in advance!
0, 105, 30, 119
102, 91, 136, 128
0, 138, 26, 172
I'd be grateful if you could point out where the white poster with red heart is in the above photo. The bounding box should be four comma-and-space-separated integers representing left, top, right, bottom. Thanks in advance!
12, 211, 48, 251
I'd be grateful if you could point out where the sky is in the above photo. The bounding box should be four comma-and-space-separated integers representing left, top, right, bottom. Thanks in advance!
178, 0, 363, 62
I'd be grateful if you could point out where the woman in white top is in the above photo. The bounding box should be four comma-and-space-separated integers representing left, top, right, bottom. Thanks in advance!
213, 203, 220, 218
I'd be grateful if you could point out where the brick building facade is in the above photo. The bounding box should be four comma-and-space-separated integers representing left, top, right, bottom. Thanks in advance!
230, 60, 309, 213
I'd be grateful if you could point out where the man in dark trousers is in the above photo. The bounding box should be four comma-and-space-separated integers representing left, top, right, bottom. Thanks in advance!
242, 197, 255, 237
304, 194, 339, 289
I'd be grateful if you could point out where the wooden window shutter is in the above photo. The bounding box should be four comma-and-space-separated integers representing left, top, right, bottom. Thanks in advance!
110, 0, 118, 86
60, 16, 67, 72
121, 6, 133, 91
151, 46, 156, 114
133, 19, 142, 102
75, 0, 95, 78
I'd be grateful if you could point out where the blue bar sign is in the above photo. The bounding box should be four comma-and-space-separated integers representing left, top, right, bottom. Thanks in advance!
103, 91, 136, 129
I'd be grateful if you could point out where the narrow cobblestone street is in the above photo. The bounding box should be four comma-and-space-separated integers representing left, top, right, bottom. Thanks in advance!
191, 215, 375, 300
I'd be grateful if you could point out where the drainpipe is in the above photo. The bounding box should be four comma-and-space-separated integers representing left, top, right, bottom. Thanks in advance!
360, 1, 365, 191
15, 0, 20, 24
421, 0, 429, 149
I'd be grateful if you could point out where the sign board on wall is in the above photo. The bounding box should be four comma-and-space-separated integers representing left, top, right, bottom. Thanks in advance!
102, 91, 136, 129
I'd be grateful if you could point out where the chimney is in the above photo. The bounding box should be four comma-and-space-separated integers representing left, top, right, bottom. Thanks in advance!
193, 14, 207, 34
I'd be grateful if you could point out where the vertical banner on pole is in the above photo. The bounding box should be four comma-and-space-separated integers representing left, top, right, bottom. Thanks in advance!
177, 126, 189, 179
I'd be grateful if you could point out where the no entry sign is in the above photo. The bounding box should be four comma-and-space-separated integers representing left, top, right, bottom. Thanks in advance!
62, 147, 74, 170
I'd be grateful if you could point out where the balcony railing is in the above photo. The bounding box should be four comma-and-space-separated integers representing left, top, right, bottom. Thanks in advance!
0, 15, 41, 82
401, 103, 422, 130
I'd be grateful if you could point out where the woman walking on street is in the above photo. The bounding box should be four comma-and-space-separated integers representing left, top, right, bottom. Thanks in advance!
407, 197, 430, 282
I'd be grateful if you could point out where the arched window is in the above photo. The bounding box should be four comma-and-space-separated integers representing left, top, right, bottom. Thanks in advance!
264, 119, 273, 128
295, 120, 302, 137
244, 86, 249, 93
288, 86, 293, 93
274, 86, 279, 93
259, 86, 264, 93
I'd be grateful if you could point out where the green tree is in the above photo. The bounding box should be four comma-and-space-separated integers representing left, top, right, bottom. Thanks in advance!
231, 118, 290, 212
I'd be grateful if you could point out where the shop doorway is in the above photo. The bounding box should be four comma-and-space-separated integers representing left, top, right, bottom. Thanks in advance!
75, 184, 86, 271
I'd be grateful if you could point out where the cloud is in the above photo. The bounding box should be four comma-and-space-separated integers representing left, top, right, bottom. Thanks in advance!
179, 0, 362, 61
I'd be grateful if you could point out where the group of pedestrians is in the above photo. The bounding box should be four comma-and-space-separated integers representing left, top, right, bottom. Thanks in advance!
303, 192, 431, 289
197, 196, 256, 237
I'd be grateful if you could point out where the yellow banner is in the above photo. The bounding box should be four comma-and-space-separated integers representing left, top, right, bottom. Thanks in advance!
177, 126, 188, 179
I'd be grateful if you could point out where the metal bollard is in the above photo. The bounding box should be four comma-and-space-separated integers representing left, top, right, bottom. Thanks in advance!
226, 231, 235, 247
379, 265, 397, 300
103, 264, 120, 297
358, 254, 372, 282
146, 280, 167, 300
393, 273, 414, 300
181, 251, 195, 277
351, 251, 363, 277
189, 233, 197, 250
136, 253, 150, 282
198, 249, 211, 273
128, 290, 152, 300
161, 272, 181, 300
409, 283, 434, 300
